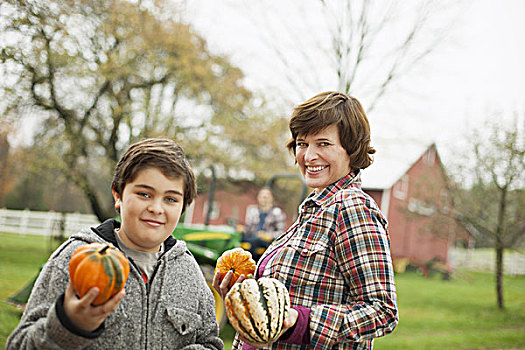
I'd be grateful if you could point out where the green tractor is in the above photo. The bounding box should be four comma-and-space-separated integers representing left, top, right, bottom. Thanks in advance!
173, 172, 307, 329
171, 225, 242, 328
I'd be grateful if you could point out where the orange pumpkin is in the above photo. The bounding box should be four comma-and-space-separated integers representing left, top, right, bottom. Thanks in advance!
215, 248, 256, 288
69, 243, 130, 306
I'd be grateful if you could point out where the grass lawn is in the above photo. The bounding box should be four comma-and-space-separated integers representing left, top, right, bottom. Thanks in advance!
0, 232, 59, 348
374, 271, 525, 349
1, 232, 524, 349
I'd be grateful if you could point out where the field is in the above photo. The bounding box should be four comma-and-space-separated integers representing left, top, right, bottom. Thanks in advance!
1, 232, 525, 349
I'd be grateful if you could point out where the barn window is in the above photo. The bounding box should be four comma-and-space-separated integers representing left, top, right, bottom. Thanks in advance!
393, 174, 409, 200
203, 201, 220, 220
439, 189, 451, 214
244, 204, 259, 222
424, 148, 436, 165
408, 198, 435, 216
227, 206, 240, 226
183, 202, 195, 224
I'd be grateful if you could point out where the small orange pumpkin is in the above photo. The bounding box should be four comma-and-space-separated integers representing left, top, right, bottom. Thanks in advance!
215, 248, 256, 288
69, 243, 130, 306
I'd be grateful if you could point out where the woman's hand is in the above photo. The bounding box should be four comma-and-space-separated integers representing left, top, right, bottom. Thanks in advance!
212, 270, 247, 299
63, 283, 125, 332
238, 308, 299, 348
282, 308, 299, 333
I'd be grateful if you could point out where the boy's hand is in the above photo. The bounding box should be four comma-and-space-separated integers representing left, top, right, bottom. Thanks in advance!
64, 283, 125, 332
212, 270, 246, 299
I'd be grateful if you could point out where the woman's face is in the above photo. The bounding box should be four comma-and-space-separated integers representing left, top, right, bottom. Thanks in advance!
295, 124, 351, 191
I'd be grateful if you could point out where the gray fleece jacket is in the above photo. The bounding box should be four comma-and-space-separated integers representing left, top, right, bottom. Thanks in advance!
6, 219, 223, 350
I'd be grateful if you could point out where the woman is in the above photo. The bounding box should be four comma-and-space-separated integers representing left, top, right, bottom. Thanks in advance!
214, 92, 398, 349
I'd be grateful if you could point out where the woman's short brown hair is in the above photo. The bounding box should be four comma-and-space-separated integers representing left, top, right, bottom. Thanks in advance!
111, 138, 197, 215
286, 91, 375, 171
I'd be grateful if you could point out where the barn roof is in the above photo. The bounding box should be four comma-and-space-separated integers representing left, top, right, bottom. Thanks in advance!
360, 140, 435, 190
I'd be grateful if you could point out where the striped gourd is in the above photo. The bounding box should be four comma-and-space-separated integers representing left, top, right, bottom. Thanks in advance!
225, 277, 290, 344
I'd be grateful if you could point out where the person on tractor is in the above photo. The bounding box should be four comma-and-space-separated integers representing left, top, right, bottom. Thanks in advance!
241, 187, 286, 261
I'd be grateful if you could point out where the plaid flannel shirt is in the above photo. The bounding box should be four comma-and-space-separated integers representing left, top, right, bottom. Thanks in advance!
232, 172, 398, 349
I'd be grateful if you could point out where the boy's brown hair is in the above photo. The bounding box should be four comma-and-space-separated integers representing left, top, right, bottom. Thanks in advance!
112, 138, 197, 214
286, 91, 376, 171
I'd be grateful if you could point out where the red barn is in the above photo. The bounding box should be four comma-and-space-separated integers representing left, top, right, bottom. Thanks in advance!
185, 143, 467, 269
182, 181, 261, 231
361, 142, 466, 267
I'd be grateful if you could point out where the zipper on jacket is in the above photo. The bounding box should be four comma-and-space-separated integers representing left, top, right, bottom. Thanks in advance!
145, 285, 150, 350
144, 252, 169, 350
147, 262, 162, 291
127, 257, 150, 350
128, 248, 173, 349
146, 250, 168, 293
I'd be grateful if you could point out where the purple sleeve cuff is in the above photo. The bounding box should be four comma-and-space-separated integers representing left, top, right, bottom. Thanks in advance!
278, 306, 311, 344
241, 306, 311, 349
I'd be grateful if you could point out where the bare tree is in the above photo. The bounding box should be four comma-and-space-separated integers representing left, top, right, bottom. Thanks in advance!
229, 0, 460, 112
448, 115, 525, 309
0, 122, 13, 207
0, 0, 271, 220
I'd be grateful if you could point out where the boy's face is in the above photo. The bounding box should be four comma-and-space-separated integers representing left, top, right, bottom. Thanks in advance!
112, 167, 184, 253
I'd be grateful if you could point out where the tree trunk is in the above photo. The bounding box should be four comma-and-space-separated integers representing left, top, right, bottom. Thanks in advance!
73, 172, 113, 222
86, 188, 111, 223
0, 132, 10, 207
495, 244, 504, 309
494, 186, 507, 309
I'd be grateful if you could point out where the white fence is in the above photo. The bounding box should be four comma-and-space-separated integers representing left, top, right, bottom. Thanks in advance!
0, 208, 100, 237
448, 247, 525, 275
2, 208, 525, 275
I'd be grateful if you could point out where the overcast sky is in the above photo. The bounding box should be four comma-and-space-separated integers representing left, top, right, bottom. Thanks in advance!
183, 0, 525, 168
10, 0, 524, 171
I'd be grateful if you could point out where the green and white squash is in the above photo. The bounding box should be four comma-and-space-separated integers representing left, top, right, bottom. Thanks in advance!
225, 277, 290, 344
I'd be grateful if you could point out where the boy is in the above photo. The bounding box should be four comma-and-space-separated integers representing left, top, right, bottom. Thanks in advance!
7, 138, 223, 349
